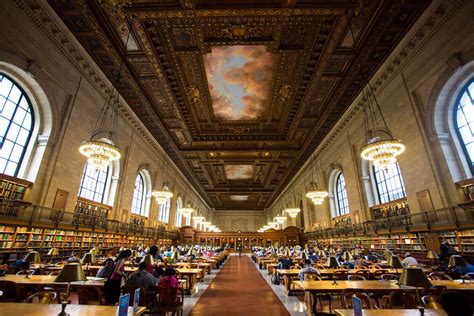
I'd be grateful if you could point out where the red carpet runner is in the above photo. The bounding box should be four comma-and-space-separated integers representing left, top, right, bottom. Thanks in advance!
189, 255, 290, 316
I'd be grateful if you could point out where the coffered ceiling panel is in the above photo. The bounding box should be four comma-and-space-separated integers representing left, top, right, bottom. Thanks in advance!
49, 0, 430, 210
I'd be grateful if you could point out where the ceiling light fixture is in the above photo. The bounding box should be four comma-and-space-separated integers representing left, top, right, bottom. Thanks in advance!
79, 19, 136, 170
152, 155, 174, 204
305, 153, 328, 205
285, 208, 301, 218
274, 216, 286, 224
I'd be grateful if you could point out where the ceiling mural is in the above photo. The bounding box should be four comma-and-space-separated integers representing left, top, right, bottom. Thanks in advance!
224, 165, 254, 180
203, 45, 273, 120
49, 0, 430, 211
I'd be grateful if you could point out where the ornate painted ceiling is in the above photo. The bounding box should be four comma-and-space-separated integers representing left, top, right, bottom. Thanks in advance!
49, 0, 430, 211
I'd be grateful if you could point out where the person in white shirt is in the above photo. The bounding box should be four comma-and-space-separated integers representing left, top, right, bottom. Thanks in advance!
298, 259, 320, 281
401, 252, 418, 267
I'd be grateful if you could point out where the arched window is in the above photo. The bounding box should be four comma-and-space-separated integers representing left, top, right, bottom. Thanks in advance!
0, 73, 34, 176
158, 189, 171, 223
454, 79, 474, 173
175, 197, 183, 227
335, 173, 350, 216
131, 174, 146, 216
78, 162, 109, 204
373, 162, 406, 204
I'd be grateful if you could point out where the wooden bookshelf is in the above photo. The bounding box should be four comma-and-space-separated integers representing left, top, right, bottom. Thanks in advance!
370, 198, 410, 221
0, 174, 32, 200
73, 198, 111, 228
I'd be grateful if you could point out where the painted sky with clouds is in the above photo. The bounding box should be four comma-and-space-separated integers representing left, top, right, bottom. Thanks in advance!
224, 165, 254, 180
204, 45, 273, 120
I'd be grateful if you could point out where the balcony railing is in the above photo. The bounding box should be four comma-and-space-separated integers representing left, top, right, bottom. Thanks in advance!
0, 198, 179, 240
304, 205, 474, 239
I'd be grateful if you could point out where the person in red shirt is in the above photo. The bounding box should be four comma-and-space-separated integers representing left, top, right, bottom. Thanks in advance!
157, 268, 179, 305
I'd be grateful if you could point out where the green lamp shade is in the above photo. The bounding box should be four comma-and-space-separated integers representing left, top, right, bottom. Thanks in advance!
89, 248, 99, 256
54, 263, 87, 283
399, 267, 432, 289
327, 256, 340, 268
47, 248, 59, 256
141, 254, 154, 266
24, 251, 41, 264
448, 255, 466, 267
426, 251, 439, 260
342, 251, 353, 261
81, 253, 95, 265
388, 255, 403, 269
329, 248, 336, 255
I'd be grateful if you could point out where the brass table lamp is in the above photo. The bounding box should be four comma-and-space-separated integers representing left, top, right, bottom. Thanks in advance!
388, 255, 403, 275
81, 253, 95, 275
449, 255, 467, 283
47, 248, 59, 263
54, 263, 87, 316
142, 254, 154, 266
426, 250, 439, 268
399, 267, 432, 306
327, 256, 340, 285
23, 251, 41, 279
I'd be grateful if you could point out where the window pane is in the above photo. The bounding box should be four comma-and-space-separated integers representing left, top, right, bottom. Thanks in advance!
455, 80, 474, 172
131, 174, 145, 216
78, 162, 109, 204
335, 173, 350, 217
374, 162, 406, 204
0, 73, 34, 176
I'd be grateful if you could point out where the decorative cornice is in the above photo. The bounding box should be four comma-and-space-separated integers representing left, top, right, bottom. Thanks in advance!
12, 0, 213, 211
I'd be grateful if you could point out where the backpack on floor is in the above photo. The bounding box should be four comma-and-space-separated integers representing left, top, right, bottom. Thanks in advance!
271, 272, 280, 285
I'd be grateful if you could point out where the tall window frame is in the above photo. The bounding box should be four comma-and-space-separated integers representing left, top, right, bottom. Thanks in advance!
78, 162, 109, 204
335, 173, 350, 216
175, 196, 183, 227
0, 73, 34, 177
373, 162, 406, 204
131, 174, 146, 216
454, 79, 474, 173
158, 187, 171, 223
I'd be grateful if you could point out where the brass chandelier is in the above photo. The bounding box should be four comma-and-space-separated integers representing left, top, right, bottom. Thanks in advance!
152, 156, 174, 204
305, 153, 328, 205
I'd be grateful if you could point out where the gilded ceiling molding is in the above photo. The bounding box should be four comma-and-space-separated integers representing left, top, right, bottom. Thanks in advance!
314, 0, 465, 156
12, 0, 214, 213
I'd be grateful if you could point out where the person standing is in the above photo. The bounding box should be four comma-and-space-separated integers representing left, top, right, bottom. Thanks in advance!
104, 249, 132, 305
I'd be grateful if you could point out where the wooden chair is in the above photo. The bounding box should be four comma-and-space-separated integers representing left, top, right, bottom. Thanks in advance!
77, 286, 105, 305
372, 269, 389, 280
421, 295, 443, 310
154, 287, 184, 316
369, 264, 381, 269
380, 274, 398, 281
342, 292, 378, 309
348, 274, 366, 281
121, 285, 147, 307
23, 292, 57, 304
306, 273, 321, 281
428, 272, 452, 280
382, 291, 417, 309
333, 269, 348, 280
0, 280, 20, 302
355, 265, 368, 270
355, 270, 370, 280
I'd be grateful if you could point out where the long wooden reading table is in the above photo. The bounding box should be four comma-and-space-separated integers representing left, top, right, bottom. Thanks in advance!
0, 303, 145, 315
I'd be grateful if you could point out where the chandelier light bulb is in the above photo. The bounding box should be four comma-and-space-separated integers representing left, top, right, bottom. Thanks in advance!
79, 138, 121, 170
285, 208, 301, 218
361, 138, 405, 169
274, 216, 287, 224
193, 216, 204, 223
180, 207, 194, 217
151, 188, 173, 204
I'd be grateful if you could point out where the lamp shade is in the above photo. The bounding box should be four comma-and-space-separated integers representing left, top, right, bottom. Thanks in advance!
172, 251, 180, 261
54, 263, 87, 283
141, 254, 154, 266
47, 248, 59, 256
399, 267, 432, 289
329, 248, 336, 255
301, 251, 308, 261
89, 248, 99, 256
197, 248, 203, 257
384, 249, 394, 259
327, 256, 340, 268
388, 255, 403, 269
426, 251, 439, 260
187, 248, 195, 256
448, 255, 466, 267
81, 253, 95, 265
24, 251, 41, 264
342, 251, 353, 261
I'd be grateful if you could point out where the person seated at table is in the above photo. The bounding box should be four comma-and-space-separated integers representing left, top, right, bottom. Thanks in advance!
341, 258, 355, 269
308, 252, 319, 263
298, 259, 320, 281
401, 252, 418, 267
449, 260, 474, 279
125, 262, 157, 289
366, 251, 378, 262
277, 256, 294, 269
158, 267, 179, 305
67, 252, 80, 263
96, 258, 114, 278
